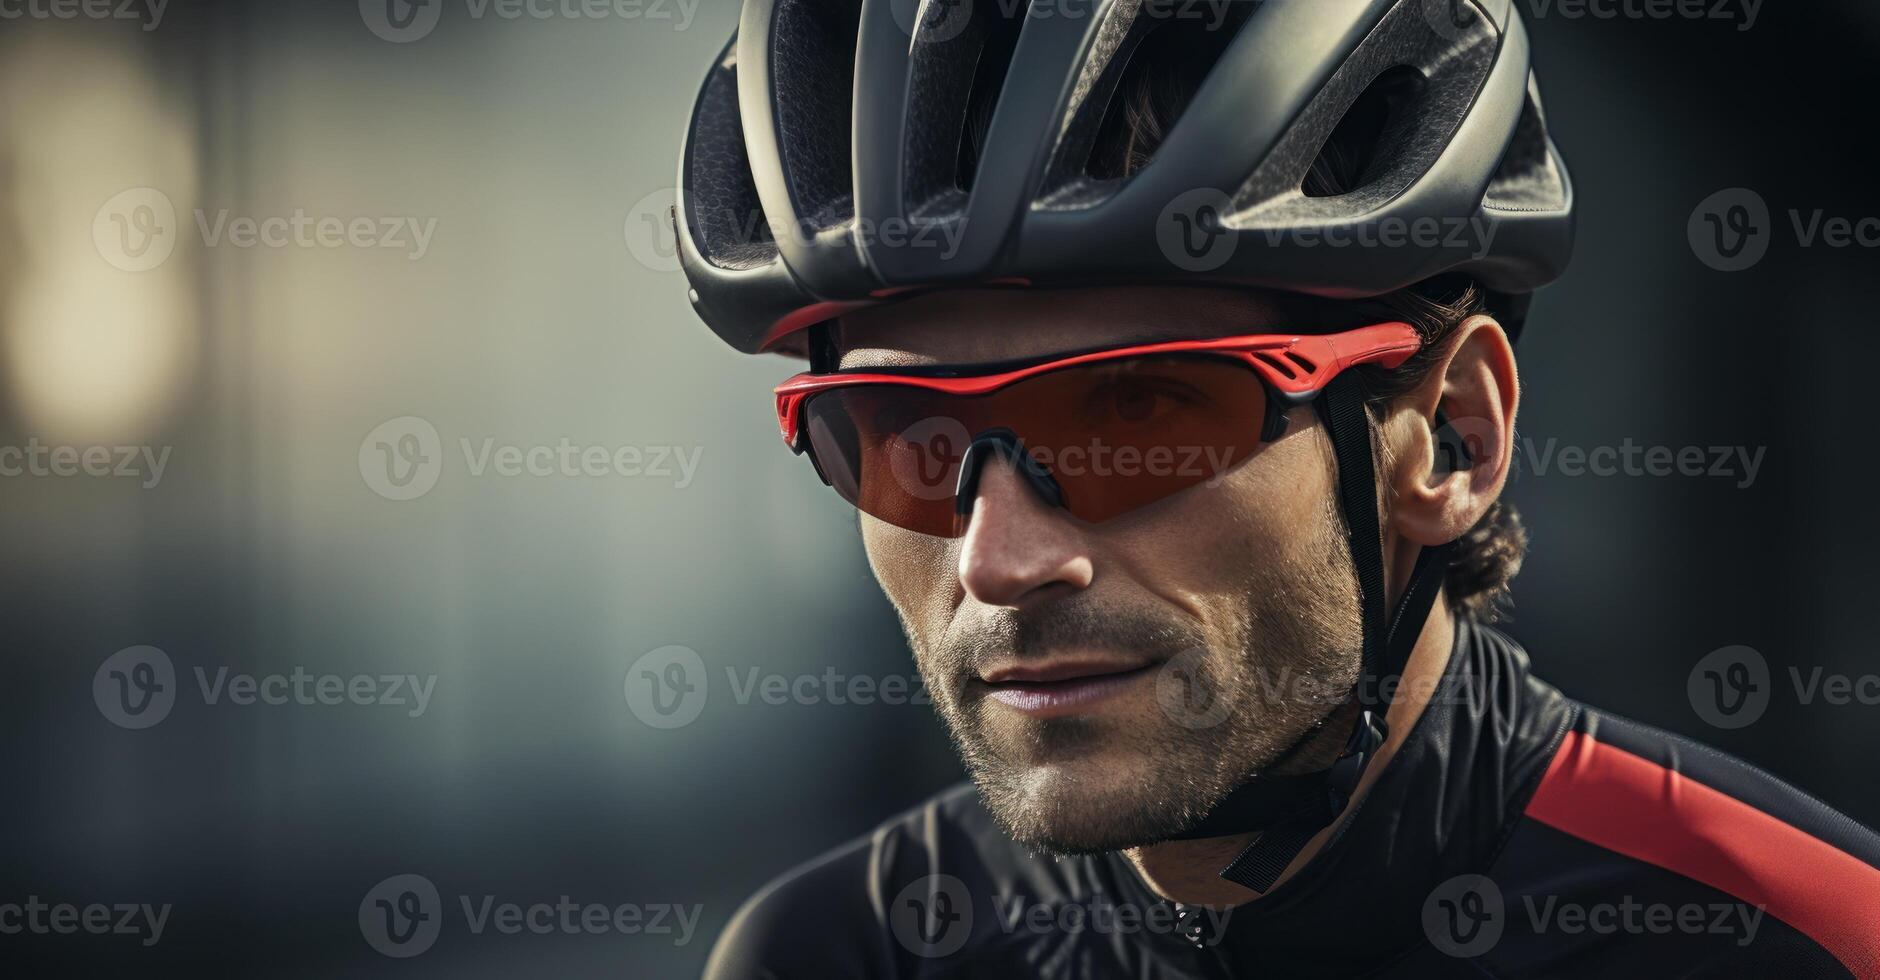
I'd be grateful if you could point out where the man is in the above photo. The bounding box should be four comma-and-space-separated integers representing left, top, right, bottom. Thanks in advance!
675, 0, 1880, 975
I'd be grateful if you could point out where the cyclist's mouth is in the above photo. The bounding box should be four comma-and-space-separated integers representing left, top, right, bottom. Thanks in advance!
973, 659, 1158, 719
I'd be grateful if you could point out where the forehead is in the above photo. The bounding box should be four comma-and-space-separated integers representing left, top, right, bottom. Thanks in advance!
835, 286, 1296, 370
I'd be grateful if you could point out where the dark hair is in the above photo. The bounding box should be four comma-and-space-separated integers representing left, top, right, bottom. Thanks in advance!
967, 32, 1529, 619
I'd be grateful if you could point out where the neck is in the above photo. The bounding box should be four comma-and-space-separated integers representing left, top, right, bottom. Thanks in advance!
1122, 598, 1458, 907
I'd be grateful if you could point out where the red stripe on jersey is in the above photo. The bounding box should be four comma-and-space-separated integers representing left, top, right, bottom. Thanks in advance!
1526, 731, 1880, 977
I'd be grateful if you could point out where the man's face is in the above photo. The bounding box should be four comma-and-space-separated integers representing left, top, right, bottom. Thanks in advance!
839, 286, 1365, 855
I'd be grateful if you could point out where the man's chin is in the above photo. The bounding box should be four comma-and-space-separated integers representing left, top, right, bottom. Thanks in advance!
971, 754, 1217, 856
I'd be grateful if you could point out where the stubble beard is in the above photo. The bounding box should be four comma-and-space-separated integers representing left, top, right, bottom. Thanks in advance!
909, 503, 1363, 856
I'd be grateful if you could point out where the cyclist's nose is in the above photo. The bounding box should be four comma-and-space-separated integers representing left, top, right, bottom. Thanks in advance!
957, 460, 1094, 608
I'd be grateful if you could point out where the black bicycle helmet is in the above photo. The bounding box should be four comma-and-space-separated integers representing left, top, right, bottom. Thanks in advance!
675, 0, 1572, 355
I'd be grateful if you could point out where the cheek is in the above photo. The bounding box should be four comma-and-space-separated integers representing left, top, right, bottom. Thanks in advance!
1223, 423, 1339, 551
861, 516, 959, 640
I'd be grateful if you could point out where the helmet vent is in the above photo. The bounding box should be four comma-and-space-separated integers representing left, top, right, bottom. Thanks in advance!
770, 0, 864, 231
1484, 74, 1568, 212
1230, 0, 1495, 225
1036, 0, 1256, 209
683, 42, 778, 272
906, 0, 1027, 219
1300, 65, 1425, 199
1083, 4, 1256, 180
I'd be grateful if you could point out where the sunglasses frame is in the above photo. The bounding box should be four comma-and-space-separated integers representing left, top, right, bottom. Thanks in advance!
773, 321, 1423, 460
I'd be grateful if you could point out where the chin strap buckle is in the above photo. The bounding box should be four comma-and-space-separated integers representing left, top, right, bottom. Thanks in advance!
1173, 904, 1221, 949
1324, 709, 1387, 814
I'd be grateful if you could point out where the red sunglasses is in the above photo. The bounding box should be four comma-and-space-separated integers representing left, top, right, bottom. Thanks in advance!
774, 322, 1420, 537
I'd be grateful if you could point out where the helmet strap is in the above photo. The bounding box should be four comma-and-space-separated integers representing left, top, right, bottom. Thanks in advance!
1166, 373, 1454, 893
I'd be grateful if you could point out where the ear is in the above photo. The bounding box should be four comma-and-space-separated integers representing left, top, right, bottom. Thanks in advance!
1380, 315, 1519, 547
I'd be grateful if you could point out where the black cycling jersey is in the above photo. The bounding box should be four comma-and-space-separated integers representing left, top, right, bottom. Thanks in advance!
703, 618, 1880, 978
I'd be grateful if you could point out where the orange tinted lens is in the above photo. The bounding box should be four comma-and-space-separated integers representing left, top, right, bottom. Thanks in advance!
801, 355, 1267, 536
803, 383, 984, 536
1005, 356, 1267, 523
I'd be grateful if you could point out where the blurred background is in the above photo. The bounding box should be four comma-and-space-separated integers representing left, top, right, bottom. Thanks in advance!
3, 0, 1879, 974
